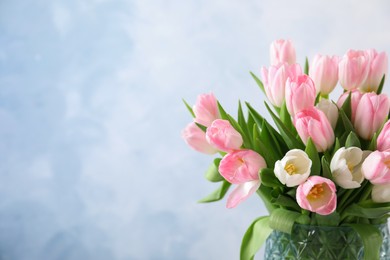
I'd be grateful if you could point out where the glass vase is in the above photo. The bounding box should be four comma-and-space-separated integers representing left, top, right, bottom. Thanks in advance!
264, 223, 390, 260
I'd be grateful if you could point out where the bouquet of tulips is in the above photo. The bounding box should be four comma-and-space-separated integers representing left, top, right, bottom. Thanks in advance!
182, 39, 389, 260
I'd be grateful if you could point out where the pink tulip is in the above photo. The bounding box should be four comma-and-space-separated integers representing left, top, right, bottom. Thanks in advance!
338, 50, 370, 90
360, 49, 388, 92
296, 176, 337, 215
362, 151, 390, 184
294, 107, 335, 152
182, 122, 218, 154
309, 54, 339, 95
193, 93, 220, 127
261, 63, 302, 107
285, 75, 316, 116
270, 39, 296, 65
219, 150, 266, 208
336, 90, 363, 123
377, 120, 390, 151
354, 93, 390, 140
206, 119, 243, 152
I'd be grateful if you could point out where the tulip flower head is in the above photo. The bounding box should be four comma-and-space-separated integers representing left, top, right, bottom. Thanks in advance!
261, 63, 302, 107
296, 176, 337, 215
330, 147, 368, 189
336, 90, 363, 123
182, 122, 218, 154
354, 92, 390, 140
294, 107, 335, 152
360, 49, 388, 92
316, 98, 339, 129
372, 183, 390, 203
206, 119, 243, 152
193, 93, 220, 127
362, 151, 390, 184
274, 149, 312, 187
377, 120, 390, 152
270, 39, 296, 65
219, 150, 267, 208
309, 54, 339, 95
285, 75, 316, 116
338, 49, 370, 90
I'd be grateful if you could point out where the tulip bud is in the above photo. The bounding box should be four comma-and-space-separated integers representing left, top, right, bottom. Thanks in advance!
193, 93, 220, 127
336, 90, 363, 123
362, 151, 390, 184
360, 49, 388, 92
377, 120, 390, 152
270, 39, 296, 65
316, 99, 338, 129
309, 54, 339, 95
372, 183, 390, 203
294, 107, 335, 152
296, 176, 337, 215
338, 50, 370, 90
354, 93, 390, 140
219, 150, 266, 208
206, 119, 243, 152
261, 63, 302, 107
182, 122, 218, 154
285, 75, 316, 116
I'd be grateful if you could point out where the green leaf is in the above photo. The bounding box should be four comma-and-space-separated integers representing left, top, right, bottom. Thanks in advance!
321, 156, 333, 180
279, 101, 297, 136
339, 108, 355, 134
195, 122, 207, 132
204, 158, 223, 182
259, 121, 282, 165
245, 102, 265, 128
257, 186, 276, 213
377, 74, 386, 94
340, 92, 352, 119
240, 216, 272, 260
198, 180, 231, 203
260, 168, 283, 188
217, 101, 229, 120
264, 102, 305, 150
238, 101, 252, 146
342, 201, 390, 219
269, 208, 306, 234
182, 99, 195, 117
272, 194, 301, 211
368, 132, 378, 151
345, 131, 361, 148
315, 211, 340, 226
347, 224, 382, 260
250, 71, 265, 94
332, 138, 341, 157
304, 57, 309, 75
305, 138, 321, 175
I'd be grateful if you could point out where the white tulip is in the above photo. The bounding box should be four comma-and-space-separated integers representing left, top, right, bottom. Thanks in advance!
372, 183, 390, 203
316, 98, 339, 129
330, 147, 369, 189
274, 149, 312, 187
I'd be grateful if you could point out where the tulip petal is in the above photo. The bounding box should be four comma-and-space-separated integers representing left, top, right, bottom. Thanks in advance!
226, 180, 260, 208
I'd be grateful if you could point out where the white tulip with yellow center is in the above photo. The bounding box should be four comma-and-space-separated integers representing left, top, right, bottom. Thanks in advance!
274, 149, 312, 187
330, 147, 369, 189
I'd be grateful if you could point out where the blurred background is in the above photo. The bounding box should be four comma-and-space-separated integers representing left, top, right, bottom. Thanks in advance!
1, 0, 390, 259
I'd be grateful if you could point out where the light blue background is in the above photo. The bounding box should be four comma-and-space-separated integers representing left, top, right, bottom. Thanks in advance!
1, 1, 390, 259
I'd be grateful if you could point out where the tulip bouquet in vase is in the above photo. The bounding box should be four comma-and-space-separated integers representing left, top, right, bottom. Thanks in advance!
182, 39, 390, 260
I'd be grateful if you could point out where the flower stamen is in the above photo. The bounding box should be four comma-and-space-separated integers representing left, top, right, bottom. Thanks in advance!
307, 184, 324, 200
284, 163, 296, 175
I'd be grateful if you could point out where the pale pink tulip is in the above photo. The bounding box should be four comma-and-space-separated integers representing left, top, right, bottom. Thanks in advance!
309, 54, 339, 95
336, 90, 363, 123
285, 75, 316, 116
219, 150, 266, 208
338, 50, 370, 90
206, 119, 243, 152
261, 63, 302, 107
372, 183, 390, 203
377, 120, 390, 151
270, 39, 296, 65
354, 93, 390, 140
296, 176, 337, 215
360, 49, 388, 92
294, 107, 335, 152
182, 122, 218, 154
316, 99, 338, 129
193, 93, 220, 127
362, 151, 390, 184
